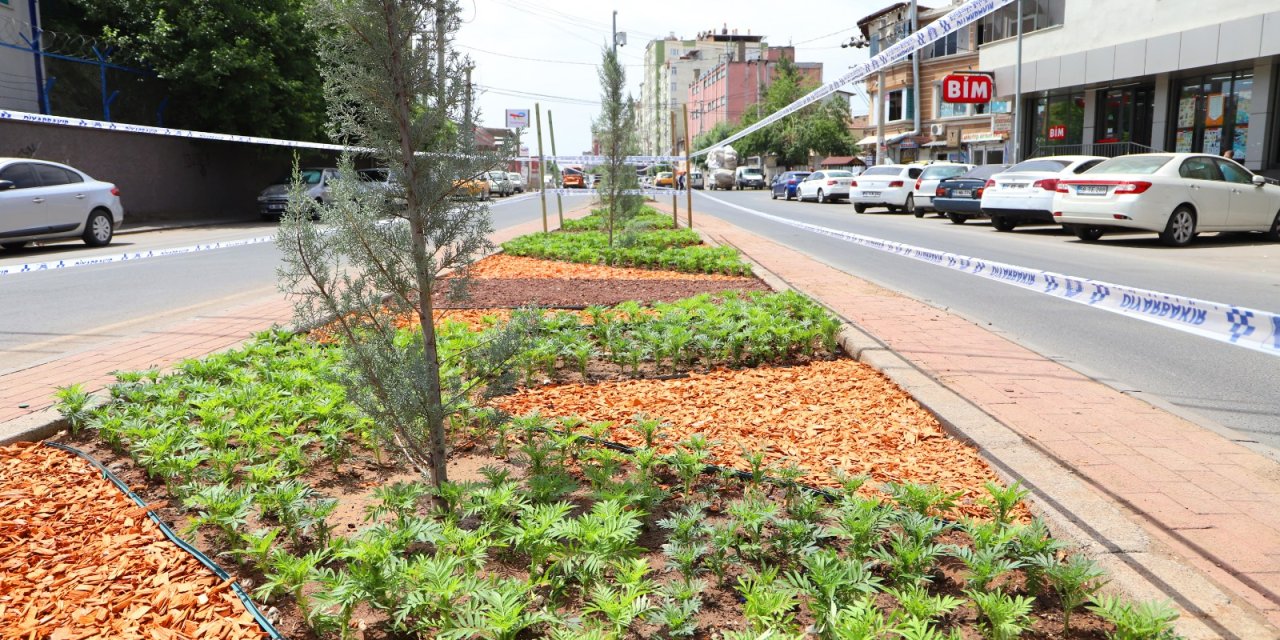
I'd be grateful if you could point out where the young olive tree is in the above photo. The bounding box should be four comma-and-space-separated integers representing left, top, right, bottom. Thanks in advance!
277, 0, 512, 489
591, 46, 643, 246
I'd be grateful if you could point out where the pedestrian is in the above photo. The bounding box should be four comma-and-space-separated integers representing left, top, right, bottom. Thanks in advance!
1222, 149, 1235, 160
678, 173, 686, 190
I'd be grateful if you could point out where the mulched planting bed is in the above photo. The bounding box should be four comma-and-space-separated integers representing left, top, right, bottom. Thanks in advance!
0, 442, 266, 639
470, 254, 753, 281
434, 276, 770, 308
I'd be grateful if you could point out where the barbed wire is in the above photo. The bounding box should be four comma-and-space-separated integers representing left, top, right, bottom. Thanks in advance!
0, 15, 123, 62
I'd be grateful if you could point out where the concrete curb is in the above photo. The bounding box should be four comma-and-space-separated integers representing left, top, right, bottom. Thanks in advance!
695, 222, 1276, 639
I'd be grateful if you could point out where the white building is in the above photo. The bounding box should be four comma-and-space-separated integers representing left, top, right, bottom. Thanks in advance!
638, 30, 768, 155
980, 0, 1280, 175
0, 0, 43, 112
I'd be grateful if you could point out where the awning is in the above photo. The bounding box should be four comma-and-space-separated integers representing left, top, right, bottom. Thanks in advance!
854, 132, 913, 147
819, 156, 867, 167
922, 140, 949, 147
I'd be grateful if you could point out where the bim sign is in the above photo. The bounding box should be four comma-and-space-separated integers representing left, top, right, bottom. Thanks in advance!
1049, 125, 1067, 140
941, 74, 993, 104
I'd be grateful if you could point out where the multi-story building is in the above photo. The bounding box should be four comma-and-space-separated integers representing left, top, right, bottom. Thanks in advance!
856, 1, 1015, 166
687, 46, 822, 142
981, 0, 1279, 177
638, 29, 769, 155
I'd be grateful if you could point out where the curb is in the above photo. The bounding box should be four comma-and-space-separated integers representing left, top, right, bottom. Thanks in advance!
691, 218, 1276, 639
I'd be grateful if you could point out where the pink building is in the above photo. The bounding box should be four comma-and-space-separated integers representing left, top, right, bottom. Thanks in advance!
688, 47, 822, 140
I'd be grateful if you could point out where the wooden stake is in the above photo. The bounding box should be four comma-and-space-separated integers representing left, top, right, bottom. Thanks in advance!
670, 110, 678, 224
683, 102, 693, 229
548, 110, 564, 227
535, 103, 547, 233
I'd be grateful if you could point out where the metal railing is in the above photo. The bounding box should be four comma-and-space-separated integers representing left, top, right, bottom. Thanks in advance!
1028, 141, 1156, 159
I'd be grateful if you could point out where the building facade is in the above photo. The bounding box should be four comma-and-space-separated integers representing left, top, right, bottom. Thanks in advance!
857, 1, 1015, 166
981, 0, 1280, 176
0, 0, 42, 112
638, 30, 769, 155
687, 46, 822, 142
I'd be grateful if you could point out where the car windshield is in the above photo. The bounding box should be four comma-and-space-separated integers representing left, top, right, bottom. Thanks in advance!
1007, 159, 1070, 173
358, 169, 388, 183
959, 165, 1009, 180
862, 166, 902, 176
825, 170, 854, 177
273, 169, 324, 185
1087, 155, 1173, 175
743, 169, 763, 175
921, 166, 968, 179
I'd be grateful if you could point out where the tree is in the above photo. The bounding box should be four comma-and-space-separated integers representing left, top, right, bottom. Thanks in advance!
277, 0, 513, 490
591, 47, 642, 246
734, 57, 856, 168
692, 121, 737, 156
66, 0, 326, 139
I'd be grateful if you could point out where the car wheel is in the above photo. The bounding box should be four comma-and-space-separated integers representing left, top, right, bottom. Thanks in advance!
913, 208, 925, 218
1070, 225, 1105, 242
990, 216, 1017, 232
1159, 206, 1196, 247
947, 213, 967, 224
817, 189, 827, 204
771, 190, 777, 200
2, 242, 28, 251
904, 194, 915, 214
785, 191, 793, 201
887, 206, 899, 213
854, 203, 866, 214
83, 209, 114, 247
1266, 210, 1280, 242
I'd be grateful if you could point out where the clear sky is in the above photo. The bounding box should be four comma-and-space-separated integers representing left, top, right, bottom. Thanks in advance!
455, 0, 905, 155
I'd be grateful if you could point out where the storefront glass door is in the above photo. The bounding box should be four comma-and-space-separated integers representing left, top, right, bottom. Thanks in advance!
1095, 85, 1153, 146
1174, 71, 1252, 160
1026, 90, 1085, 154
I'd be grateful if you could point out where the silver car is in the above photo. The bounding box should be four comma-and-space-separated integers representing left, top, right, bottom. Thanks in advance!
257, 167, 339, 219
485, 171, 513, 197
506, 172, 525, 194
0, 158, 124, 249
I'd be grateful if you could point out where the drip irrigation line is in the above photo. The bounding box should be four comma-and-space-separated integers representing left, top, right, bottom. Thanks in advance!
43, 442, 285, 640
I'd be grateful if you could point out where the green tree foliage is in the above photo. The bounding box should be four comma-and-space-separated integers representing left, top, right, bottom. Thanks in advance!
278, 0, 518, 490
64, 0, 325, 139
591, 47, 643, 246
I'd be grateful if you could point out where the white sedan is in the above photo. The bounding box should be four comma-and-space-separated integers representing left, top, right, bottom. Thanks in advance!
911, 163, 972, 217
0, 158, 124, 250
797, 170, 856, 203
981, 155, 1105, 231
1054, 153, 1280, 246
850, 164, 925, 213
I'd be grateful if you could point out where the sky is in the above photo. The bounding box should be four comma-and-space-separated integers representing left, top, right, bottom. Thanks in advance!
454, 0, 908, 155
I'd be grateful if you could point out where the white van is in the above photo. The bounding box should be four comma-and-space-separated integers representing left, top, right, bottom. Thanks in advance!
734, 166, 766, 190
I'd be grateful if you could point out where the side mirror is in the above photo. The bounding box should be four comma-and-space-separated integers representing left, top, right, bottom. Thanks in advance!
0, 180, 13, 191
1253, 174, 1266, 187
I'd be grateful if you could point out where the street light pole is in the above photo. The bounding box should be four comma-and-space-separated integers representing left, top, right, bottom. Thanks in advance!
1013, 0, 1024, 161
612, 11, 618, 56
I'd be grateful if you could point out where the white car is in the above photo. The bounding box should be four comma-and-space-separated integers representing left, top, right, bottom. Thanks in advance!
850, 164, 925, 213
981, 156, 1105, 231
912, 163, 972, 217
0, 158, 124, 250
797, 170, 856, 203
1054, 153, 1280, 246
506, 172, 526, 193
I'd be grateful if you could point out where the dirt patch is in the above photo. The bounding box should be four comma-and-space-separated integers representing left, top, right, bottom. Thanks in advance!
436, 277, 769, 308
469, 254, 751, 281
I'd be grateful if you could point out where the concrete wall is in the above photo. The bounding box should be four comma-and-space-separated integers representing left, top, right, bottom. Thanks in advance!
1, 120, 339, 223
0, 0, 40, 112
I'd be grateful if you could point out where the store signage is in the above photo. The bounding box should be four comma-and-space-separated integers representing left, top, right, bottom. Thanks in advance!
962, 131, 1006, 143
941, 74, 993, 104
1048, 125, 1067, 140
505, 109, 530, 129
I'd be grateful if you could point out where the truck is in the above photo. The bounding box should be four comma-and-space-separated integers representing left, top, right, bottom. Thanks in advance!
704, 145, 739, 190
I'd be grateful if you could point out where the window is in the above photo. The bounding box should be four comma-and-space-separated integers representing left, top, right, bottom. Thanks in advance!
1216, 159, 1253, 184
1173, 71, 1252, 160
33, 164, 74, 186
0, 163, 40, 189
1178, 157, 1222, 181
936, 85, 1009, 118
884, 88, 913, 122
922, 29, 972, 60
1090, 155, 1171, 175
977, 0, 1064, 45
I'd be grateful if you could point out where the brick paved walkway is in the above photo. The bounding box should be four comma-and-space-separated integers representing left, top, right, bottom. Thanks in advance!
685, 208, 1280, 628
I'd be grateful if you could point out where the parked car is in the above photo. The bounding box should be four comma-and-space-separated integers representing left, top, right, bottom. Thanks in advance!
0, 158, 124, 249
850, 164, 926, 213
484, 171, 513, 197
1054, 153, 1280, 246
911, 163, 972, 217
506, 172, 525, 193
770, 171, 812, 201
562, 173, 585, 188
455, 173, 491, 200
258, 167, 338, 220
735, 166, 767, 190
655, 172, 674, 187
797, 170, 856, 203
689, 171, 705, 190
981, 156, 1106, 231
933, 164, 1011, 224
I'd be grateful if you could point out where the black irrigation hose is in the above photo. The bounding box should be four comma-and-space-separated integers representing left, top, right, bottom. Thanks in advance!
44, 442, 285, 640
533, 426, 842, 503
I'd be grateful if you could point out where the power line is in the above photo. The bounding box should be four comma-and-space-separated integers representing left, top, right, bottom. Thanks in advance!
458, 43, 642, 67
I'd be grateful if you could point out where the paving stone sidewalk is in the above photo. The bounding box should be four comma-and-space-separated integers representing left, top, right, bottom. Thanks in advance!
684, 208, 1280, 629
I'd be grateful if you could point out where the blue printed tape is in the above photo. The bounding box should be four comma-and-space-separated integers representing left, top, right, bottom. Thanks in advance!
0, 235, 277, 277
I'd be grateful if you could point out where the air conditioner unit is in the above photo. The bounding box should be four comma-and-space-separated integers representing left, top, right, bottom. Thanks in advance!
930, 124, 947, 136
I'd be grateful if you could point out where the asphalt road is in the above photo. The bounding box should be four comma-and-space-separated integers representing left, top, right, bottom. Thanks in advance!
0, 192, 549, 373
692, 189, 1280, 454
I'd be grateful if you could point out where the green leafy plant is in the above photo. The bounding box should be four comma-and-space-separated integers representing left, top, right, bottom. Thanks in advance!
952, 546, 1025, 592
980, 481, 1030, 527
437, 577, 552, 640
53, 383, 95, 434
1044, 554, 1108, 635
886, 584, 964, 624
737, 566, 801, 635
1088, 594, 1180, 640
884, 482, 962, 518
966, 589, 1035, 640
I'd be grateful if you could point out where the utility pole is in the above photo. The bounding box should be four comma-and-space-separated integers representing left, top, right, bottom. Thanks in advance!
463, 65, 474, 146
670, 110, 678, 222
548, 109, 563, 227
683, 102, 693, 229
535, 103, 547, 232
612, 10, 618, 55
1013, 0, 1024, 161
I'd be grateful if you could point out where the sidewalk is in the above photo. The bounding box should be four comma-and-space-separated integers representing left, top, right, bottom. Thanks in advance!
679, 206, 1280, 635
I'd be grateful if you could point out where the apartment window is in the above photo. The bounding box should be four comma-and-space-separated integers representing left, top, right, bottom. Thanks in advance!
884, 88, 913, 122
977, 0, 1064, 45
922, 30, 971, 60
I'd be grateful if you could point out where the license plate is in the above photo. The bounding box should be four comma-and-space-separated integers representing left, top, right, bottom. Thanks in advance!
267, 203, 286, 209
953, 189, 972, 198
1005, 183, 1027, 189
1076, 185, 1108, 195
863, 191, 880, 197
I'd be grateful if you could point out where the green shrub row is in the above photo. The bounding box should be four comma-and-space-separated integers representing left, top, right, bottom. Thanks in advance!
502, 230, 749, 276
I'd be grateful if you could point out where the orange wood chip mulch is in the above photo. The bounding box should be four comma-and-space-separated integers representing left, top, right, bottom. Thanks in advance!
470, 254, 751, 281
0, 442, 266, 639
492, 359, 1006, 518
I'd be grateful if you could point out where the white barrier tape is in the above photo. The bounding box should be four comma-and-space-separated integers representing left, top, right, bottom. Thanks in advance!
693, 0, 1014, 157
545, 188, 687, 197
0, 235, 277, 277
518, 155, 684, 164
697, 191, 1280, 357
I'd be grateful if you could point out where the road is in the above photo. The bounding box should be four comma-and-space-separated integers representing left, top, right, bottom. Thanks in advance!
0, 192, 550, 373
692, 189, 1280, 454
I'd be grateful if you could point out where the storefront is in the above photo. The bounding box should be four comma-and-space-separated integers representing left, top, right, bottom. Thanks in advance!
1025, 90, 1085, 153
1095, 84, 1154, 146
961, 131, 1008, 165
1172, 69, 1254, 161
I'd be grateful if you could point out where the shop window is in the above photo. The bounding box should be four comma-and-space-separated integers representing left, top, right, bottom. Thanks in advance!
936, 86, 1012, 119
1026, 90, 1084, 153
1095, 86, 1153, 146
977, 0, 1064, 45
1172, 71, 1252, 161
